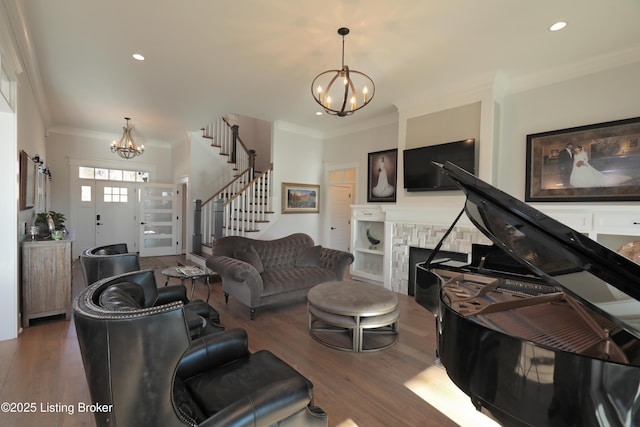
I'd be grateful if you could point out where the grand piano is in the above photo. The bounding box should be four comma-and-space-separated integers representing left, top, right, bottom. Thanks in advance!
415, 161, 640, 426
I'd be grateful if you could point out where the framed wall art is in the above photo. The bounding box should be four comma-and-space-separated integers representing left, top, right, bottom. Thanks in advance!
281, 182, 319, 214
525, 117, 640, 202
19, 150, 36, 210
367, 148, 397, 202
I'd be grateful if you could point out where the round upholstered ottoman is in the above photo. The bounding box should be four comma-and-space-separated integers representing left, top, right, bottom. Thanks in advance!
307, 280, 399, 352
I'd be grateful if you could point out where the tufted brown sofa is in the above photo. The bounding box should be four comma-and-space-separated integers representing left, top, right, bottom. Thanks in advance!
206, 233, 354, 319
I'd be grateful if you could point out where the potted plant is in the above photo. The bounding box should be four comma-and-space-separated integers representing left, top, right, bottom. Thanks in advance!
35, 211, 67, 235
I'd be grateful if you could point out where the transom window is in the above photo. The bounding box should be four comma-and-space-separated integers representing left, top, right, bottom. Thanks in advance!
79, 166, 148, 182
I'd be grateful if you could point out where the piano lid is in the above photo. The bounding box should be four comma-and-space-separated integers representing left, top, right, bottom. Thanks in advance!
437, 161, 640, 339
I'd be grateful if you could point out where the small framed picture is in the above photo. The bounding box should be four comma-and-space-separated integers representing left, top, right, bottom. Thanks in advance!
367, 149, 397, 202
281, 182, 320, 214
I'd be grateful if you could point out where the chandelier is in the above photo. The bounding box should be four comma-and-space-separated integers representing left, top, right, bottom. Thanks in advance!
110, 117, 144, 159
311, 27, 375, 117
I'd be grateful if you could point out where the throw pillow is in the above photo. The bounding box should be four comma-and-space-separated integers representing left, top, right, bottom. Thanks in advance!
295, 245, 322, 267
234, 245, 264, 273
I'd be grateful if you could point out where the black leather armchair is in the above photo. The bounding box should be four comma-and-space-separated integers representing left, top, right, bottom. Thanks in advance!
80, 243, 140, 286
80, 245, 223, 337
74, 270, 328, 427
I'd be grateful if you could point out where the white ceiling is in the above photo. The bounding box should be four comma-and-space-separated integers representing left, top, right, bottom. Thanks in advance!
10, 0, 640, 144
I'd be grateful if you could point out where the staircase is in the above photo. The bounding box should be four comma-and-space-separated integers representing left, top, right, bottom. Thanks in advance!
192, 117, 274, 259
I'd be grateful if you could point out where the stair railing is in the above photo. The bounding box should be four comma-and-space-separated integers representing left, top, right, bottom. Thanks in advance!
201, 117, 250, 174
223, 163, 273, 237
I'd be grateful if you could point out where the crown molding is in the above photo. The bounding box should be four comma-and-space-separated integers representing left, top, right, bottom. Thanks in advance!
0, 1, 23, 77
47, 125, 171, 148
505, 45, 640, 95
273, 120, 323, 139
1, 0, 50, 124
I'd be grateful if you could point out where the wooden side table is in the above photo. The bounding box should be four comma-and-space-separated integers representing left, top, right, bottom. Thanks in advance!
21, 238, 72, 328
161, 266, 214, 302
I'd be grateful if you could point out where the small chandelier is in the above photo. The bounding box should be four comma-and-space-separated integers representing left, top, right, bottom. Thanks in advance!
311, 27, 375, 117
110, 117, 144, 159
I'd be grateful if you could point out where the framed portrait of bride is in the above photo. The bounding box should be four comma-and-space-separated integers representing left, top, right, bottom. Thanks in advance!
525, 116, 640, 202
368, 149, 397, 203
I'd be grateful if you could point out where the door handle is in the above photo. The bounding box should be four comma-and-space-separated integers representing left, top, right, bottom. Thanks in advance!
330, 227, 336, 230
140, 222, 147, 225
96, 222, 102, 226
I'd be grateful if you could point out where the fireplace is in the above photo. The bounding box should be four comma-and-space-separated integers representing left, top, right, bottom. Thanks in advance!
407, 246, 467, 296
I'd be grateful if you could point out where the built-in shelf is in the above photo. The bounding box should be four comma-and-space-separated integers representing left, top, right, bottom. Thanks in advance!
351, 206, 386, 285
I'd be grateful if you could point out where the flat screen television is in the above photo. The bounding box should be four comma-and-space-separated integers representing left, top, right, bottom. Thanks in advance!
403, 138, 476, 191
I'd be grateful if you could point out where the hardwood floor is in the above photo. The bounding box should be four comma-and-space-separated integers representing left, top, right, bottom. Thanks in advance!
0, 256, 491, 427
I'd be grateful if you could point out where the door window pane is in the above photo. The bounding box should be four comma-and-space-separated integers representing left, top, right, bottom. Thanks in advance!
79, 167, 95, 179
109, 169, 123, 181
95, 168, 109, 180
81, 185, 92, 202
123, 170, 137, 182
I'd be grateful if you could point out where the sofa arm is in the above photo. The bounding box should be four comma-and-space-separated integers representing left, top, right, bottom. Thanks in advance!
176, 328, 250, 379
155, 285, 189, 305
206, 255, 264, 295
320, 248, 354, 280
200, 377, 313, 427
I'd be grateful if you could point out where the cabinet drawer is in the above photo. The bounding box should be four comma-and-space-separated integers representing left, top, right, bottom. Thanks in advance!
593, 213, 640, 235
353, 210, 384, 221
546, 211, 592, 232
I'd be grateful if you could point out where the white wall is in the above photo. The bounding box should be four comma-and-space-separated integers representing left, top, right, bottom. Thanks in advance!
45, 130, 173, 237
2, 36, 47, 339
321, 61, 640, 221
262, 121, 324, 243
498, 61, 640, 201
324, 119, 399, 205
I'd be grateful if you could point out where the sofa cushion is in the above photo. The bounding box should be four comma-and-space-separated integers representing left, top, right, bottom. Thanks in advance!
184, 350, 310, 417
173, 376, 206, 423
234, 246, 264, 273
260, 267, 337, 296
295, 245, 322, 267
95, 247, 118, 255
99, 282, 144, 311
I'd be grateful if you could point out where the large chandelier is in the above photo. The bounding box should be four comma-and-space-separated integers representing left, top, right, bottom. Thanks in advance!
311, 27, 375, 117
110, 117, 144, 159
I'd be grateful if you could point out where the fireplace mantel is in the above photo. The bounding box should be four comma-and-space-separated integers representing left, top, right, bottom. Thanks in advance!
355, 203, 640, 295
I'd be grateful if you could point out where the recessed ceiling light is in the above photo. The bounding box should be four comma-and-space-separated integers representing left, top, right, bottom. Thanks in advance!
549, 21, 567, 32
132, 53, 145, 61
315, 111, 323, 116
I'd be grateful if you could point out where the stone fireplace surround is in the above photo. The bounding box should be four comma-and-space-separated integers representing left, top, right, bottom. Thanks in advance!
379, 202, 640, 295
384, 205, 491, 295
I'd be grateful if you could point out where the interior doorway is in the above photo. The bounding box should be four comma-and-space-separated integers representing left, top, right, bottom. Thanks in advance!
326, 166, 357, 252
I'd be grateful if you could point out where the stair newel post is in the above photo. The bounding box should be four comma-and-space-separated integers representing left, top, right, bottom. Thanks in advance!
193, 199, 203, 254
230, 124, 239, 164
213, 198, 224, 240
248, 149, 257, 179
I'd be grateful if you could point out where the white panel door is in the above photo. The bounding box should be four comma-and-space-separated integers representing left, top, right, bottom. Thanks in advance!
95, 181, 137, 251
328, 184, 352, 251
139, 183, 179, 257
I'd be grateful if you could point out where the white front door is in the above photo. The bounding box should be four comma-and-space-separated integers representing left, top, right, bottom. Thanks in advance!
138, 183, 180, 257
95, 181, 138, 250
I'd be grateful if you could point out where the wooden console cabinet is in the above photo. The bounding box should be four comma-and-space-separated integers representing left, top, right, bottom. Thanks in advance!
21, 239, 72, 328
